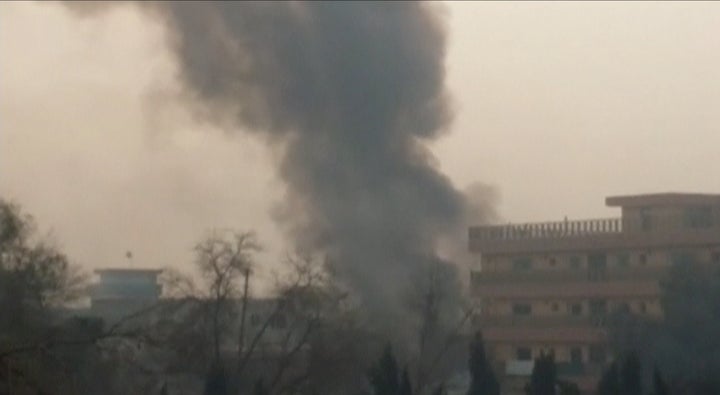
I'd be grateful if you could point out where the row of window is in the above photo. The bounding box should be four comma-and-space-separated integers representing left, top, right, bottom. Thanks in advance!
501, 250, 720, 272
510, 300, 648, 316
515, 345, 606, 364
509, 252, 649, 271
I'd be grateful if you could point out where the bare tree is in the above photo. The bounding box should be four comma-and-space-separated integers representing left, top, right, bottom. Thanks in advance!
405, 260, 471, 395
193, 230, 260, 364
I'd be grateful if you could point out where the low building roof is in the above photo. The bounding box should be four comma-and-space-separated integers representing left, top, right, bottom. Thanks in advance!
95, 268, 163, 274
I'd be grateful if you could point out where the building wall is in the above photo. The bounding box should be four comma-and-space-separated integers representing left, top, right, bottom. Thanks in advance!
492, 343, 607, 365
483, 298, 661, 317
479, 249, 671, 273
469, 194, 720, 394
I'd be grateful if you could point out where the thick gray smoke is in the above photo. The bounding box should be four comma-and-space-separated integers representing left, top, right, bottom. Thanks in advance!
67, 2, 489, 327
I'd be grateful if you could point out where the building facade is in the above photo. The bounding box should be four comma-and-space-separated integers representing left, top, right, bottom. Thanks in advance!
90, 268, 163, 323
468, 193, 720, 393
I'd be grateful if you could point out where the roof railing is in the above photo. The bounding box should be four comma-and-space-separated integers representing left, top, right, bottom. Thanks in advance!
470, 217, 622, 241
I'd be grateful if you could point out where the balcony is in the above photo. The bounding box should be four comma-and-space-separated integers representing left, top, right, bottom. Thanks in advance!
472, 280, 659, 299
471, 266, 668, 285
470, 217, 622, 242
475, 315, 611, 328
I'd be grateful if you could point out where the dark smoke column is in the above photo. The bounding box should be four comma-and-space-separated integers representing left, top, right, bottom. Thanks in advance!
84, 2, 467, 324
163, 2, 465, 321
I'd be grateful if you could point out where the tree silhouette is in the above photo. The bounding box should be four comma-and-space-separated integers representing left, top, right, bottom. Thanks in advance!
620, 352, 641, 395
652, 367, 669, 395
596, 361, 620, 395
399, 367, 413, 395
526, 352, 557, 395
467, 331, 499, 395
203, 362, 228, 395
369, 344, 400, 395
253, 378, 268, 395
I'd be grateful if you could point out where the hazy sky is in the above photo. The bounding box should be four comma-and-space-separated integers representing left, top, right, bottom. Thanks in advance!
2, 2, 719, 280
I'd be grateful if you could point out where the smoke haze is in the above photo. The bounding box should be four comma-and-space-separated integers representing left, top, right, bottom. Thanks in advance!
164, 2, 471, 319
62, 2, 484, 323
7, 2, 719, 328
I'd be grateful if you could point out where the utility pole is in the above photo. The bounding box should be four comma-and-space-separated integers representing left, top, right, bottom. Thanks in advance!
237, 268, 251, 363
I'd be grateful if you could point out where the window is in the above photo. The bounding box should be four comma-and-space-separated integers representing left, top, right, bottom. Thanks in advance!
516, 347, 532, 361
589, 300, 607, 315
671, 251, 697, 265
588, 253, 608, 270
616, 302, 630, 314
616, 253, 630, 268
589, 346, 606, 364
640, 207, 652, 231
684, 206, 713, 229
513, 303, 532, 316
588, 253, 608, 281
639, 253, 648, 265
513, 257, 532, 271
713, 252, 720, 263
551, 302, 559, 312
549, 257, 557, 266
639, 302, 647, 314
570, 303, 583, 316
570, 256, 582, 269
570, 347, 583, 365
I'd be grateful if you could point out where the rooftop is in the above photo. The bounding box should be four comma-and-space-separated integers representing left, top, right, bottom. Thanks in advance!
469, 217, 622, 242
470, 192, 720, 245
606, 192, 720, 207
95, 268, 163, 275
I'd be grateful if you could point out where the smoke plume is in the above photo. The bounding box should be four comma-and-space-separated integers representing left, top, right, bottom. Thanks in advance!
66, 2, 491, 328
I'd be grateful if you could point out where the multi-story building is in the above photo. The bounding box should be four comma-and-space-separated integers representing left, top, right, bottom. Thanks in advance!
468, 193, 720, 393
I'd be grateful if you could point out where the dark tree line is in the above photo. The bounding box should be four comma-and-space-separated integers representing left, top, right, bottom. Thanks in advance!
596, 351, 670, 395
2, 198, 487, 395
521, 352, 579, 395
467, 332, 499, 395
367, 331, 500, 395
609, 255, 720, 395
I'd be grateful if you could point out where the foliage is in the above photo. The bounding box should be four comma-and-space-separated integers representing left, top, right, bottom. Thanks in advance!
399, 367, 413, 395
253, 378, 269, 395
525, 352, 557, 395
0, 198, 475, 395
0, 200, 85, 313
610, 258, 720, 393
204, 362, 228, 395
652, 367, 669, 395
596, 352, 643, 395
0, 199, 98, 394
596, 361, 620, 395
467, 331, 499, 395
619, 352, 641, 395
369, 344, 400, 395
556, 380, 580, 395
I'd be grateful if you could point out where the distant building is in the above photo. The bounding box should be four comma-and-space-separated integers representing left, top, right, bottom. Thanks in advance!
83, 267, 297, 354
89, 268, 163, 323
468, 193, 720, 394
